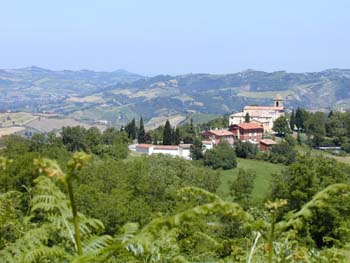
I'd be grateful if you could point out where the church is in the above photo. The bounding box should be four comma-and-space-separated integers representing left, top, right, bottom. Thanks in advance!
229, 95, 285, 133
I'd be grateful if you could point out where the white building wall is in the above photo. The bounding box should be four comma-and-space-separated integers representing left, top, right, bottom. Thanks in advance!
153, 149, 179, 156
179, 148, 191, 160
135, 146, 153, 155
203, 143, 213, 151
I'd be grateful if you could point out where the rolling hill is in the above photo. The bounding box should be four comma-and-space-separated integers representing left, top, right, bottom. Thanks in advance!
1, 67, 350, 128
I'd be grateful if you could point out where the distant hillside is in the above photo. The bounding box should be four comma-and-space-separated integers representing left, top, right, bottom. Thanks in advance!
1, 67, 350, 127
0, 66, 143, 112
105, 69, 350, 118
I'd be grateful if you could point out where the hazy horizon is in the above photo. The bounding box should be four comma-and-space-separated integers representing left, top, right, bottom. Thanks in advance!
1, 1, 350, 75
3, 65, 350, 77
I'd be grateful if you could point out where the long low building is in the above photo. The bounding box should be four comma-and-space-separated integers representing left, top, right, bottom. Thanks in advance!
134, 141, 213, 159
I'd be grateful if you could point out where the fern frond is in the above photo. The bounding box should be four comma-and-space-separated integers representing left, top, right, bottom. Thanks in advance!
77, 213, 105, 236
277, 183, 350, 232
82, 235, 113, 254
132, 200, 251, 252
0, 225, 62, 263
115, 223, 139, 243
31, 176, 107, 250
24, 245, 68, 263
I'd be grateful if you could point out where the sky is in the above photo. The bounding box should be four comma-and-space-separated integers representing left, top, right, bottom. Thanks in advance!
1, 0, 350, 76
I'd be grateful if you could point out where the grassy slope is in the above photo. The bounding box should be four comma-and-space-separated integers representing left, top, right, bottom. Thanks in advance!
295, 145, 350, 164
182, 113, 221, 125
237, 90, 293, 99
217, 158, 285, 204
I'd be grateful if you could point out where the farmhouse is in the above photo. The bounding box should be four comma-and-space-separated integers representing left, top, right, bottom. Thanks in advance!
230, 123, 263, 143
229, 95, 285, 133
259, 139, 277, 151
202, 130, 235, 145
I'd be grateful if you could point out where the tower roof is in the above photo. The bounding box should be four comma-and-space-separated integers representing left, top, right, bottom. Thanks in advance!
274, 94, 283, 100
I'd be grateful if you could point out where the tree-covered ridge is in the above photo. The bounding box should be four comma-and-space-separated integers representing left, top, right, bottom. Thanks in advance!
2, 67, 350, 124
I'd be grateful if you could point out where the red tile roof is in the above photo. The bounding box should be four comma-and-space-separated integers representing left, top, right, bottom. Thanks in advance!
259, 139, 277, 145
207, 130, 234, 136
244, 106, 284, 111
238, 123, 263, 130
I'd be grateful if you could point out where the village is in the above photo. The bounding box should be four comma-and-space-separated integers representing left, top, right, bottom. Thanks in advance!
131, 95, 284, 159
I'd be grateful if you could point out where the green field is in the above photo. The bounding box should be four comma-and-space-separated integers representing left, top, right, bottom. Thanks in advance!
295, 145, 350, 164
237, 90, 294, 99
182, 113, 221, 125
217, 158, 285, 203
70, 104, 138, 125
0, 112, 37, 127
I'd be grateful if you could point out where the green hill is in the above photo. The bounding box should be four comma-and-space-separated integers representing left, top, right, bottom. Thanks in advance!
1, 67, 350, 127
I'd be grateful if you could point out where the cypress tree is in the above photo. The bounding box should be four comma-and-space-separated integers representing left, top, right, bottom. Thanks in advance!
130, 118, 137, 140
245, 112, 250, 123
163, 120, 172, 145
290, 109, 296, 131
137, 117, 146, 143
295, 108, 308, 132
328, 110, 334, 118
174, 127, 181, 145
124, 123, 131, 138
295, 108, 302, 131
189, 118, 195, 136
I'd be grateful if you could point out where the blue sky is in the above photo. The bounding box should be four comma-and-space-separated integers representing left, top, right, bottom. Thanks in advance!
1, 0, 349, 75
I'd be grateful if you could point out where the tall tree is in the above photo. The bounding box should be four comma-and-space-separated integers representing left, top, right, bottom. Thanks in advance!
304, 112, 326, 147
272, 116, 291, 137
289, 109, 296, 131
295, 107, 308, 132
174, 127, 181, 145
163, 120, 172, 145
190, 138, 204, 160
245, 112, 250, 123
61, 126, 89, 152
131, 119, 137, 140
125, 119, 137, 140
328, 110, 334, 118
231, 169, 256, 208
137, 117, 146, 143
189, 118, 195, 136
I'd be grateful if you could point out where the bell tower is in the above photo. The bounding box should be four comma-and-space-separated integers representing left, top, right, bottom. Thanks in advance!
274, 95, 283, 108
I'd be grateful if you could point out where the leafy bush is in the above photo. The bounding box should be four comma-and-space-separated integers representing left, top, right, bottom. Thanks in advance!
234, 141, 258, 159
203, 141, 237, 170
270, 142, 297, 164
341, 142, 350, 153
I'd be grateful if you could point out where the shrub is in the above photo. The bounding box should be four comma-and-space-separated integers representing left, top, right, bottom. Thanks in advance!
203, 141, 237, 170
234, 141, 258, 159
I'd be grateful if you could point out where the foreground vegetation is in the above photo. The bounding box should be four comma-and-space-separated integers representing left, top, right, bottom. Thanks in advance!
1, 125, 350, 262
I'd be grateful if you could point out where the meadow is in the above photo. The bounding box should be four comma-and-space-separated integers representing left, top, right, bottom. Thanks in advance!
237, 90, 294, 99
218, 158, 285, 203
